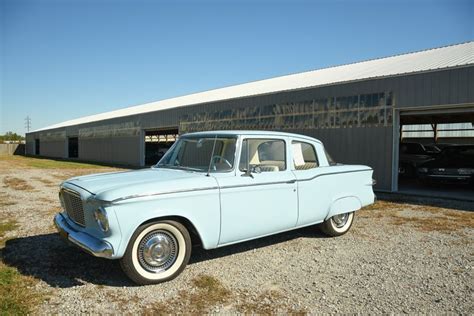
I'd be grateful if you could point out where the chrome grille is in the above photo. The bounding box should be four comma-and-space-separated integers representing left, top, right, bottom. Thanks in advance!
430, 168, 458, 175
62, 189, 85, 226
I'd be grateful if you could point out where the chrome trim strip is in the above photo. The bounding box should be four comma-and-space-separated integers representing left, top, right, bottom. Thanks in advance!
219, 169, 373, 189
61, 187, 81, 198
108, 169, 373, 203
111, 186, 220, 203
54, 213, 114, 258
64, 181, 95, 194
425, 174, 470, 179
296, 168, 373, 182
220, 180, 296, 190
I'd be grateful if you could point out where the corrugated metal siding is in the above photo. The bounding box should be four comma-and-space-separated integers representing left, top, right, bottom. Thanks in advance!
32, 42, 474, 132
79, 135, 141, 165
292, 126, 393, 190
25, 134, 35, 155
39, 140, 65, 158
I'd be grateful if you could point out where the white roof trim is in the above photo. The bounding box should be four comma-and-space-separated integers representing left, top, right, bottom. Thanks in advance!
34, 41, 474, 132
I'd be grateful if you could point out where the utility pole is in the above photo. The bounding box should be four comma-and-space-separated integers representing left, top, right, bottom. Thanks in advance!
25, 116, 31, 132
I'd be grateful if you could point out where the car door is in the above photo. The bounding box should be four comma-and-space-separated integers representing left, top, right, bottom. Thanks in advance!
215, 136, 298, 245
290, 139, 332, 225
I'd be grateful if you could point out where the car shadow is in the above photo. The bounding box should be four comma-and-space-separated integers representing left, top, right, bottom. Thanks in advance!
1, 225, 325, 288
189, 225, 326, 264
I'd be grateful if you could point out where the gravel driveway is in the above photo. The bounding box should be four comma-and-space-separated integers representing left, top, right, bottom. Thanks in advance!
0, 157, 473, 314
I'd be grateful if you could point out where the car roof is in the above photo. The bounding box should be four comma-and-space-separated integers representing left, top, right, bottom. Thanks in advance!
442, 144, 474, 149
182, 130, 322, 144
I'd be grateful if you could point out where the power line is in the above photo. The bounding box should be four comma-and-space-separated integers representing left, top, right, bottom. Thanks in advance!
25, 116, 31, 132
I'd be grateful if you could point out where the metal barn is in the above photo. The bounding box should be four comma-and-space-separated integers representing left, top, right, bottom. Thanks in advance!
26, 42, 474, 194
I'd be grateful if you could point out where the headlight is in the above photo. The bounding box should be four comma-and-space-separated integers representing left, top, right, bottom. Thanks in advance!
94, 208, 109, 232
418, 168, 428, 173
458, 168, 474, 175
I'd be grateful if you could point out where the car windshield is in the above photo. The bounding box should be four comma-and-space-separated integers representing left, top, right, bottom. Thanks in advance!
156, 136, 237, 172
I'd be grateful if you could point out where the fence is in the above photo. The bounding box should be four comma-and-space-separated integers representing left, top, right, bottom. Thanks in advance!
0, 144, 25, 155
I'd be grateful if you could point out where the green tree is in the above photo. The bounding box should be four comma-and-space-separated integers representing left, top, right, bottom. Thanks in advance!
0, 132, 25, 143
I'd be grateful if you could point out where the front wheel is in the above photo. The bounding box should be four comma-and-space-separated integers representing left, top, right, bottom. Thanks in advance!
319, 212, 354, 237
120, 220, 191, 285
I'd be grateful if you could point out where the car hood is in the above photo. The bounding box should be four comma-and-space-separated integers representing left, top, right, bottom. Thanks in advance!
65, 168, 218, 202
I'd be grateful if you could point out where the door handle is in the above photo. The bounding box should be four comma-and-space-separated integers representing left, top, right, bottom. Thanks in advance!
286, 179, 296, 184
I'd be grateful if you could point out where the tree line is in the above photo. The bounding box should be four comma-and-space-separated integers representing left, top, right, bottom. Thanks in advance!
0, 132, 25, 143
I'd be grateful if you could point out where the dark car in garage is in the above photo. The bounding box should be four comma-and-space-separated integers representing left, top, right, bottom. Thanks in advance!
399, 142, 436, 178
417, 145, 474, 185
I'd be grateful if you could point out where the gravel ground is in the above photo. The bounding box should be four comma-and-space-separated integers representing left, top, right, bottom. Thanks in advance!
0, 158, 473, 314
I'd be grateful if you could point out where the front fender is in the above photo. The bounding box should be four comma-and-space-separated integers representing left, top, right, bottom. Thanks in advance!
112, 189, 221, 258
326, 196, 362, 220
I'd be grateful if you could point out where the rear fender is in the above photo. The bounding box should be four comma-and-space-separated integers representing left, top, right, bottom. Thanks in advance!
326, 196, 362, 220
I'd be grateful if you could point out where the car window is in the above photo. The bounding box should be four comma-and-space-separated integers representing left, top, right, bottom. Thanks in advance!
292, 141, 319, 170
442, 146, 474, 159
401, 143, 426, 155
239, 139, 286, 172
157, 136, 236, 172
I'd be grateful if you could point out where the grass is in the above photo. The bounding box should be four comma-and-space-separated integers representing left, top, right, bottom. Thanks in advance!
236, 290, 307, 315
149, 275, 306, 315
0, 155, 114, 170
0, 262, 43, 315
32, 177, 55, 186
0, 192, 16, 208
359, 200, 474, 234
151, 275, 231, 314
236, 290, 284, 314
0, 219, 44, 315
3, 177, 34, 191
0, 221, 18, 247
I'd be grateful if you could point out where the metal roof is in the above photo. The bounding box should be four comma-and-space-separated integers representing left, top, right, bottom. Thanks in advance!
34, 41, 474, 132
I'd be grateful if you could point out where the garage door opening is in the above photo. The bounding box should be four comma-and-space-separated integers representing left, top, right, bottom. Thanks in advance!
35, 139, 40, 155
398, 109, 474, 201
68, 137, 79, 158
144, 129, 179, 166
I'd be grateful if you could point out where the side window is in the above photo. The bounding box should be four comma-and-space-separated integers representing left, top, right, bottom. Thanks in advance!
292, 141, 319, 170
239, 139, 286, 172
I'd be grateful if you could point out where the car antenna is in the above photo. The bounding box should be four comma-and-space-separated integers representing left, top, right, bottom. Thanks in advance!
206, 135, 218, 177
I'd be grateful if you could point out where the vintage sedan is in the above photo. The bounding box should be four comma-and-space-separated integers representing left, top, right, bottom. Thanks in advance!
54, 131, 375, 285
417, 145, 474, 185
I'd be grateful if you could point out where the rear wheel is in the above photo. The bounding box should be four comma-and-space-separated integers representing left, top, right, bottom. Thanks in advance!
320, 212, 354, 237
120, 220, 191, 285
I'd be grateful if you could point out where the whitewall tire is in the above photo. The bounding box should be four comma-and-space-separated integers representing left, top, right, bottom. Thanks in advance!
320, 212, 354, 237
120, 220, 191, 285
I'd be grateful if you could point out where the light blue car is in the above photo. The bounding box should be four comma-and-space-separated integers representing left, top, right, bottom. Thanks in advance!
54, 131, 375, 284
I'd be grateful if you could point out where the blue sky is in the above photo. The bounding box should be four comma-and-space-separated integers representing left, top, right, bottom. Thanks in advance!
1, 0, 472, 134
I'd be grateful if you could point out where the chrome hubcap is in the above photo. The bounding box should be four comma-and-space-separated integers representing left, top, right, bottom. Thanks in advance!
332, 213, 349, 228
138, 230, 178, 273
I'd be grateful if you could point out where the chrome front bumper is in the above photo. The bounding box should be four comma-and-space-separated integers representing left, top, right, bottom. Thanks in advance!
54, 213, 114, 258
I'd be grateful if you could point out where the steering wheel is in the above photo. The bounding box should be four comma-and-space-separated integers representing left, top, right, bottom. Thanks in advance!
211, 155, 232, 169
